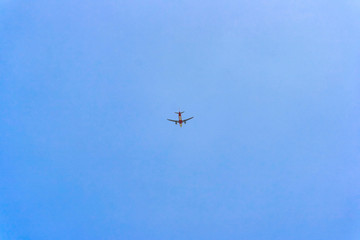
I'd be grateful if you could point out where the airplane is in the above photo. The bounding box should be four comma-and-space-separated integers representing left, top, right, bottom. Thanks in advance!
167, 111, 194, 127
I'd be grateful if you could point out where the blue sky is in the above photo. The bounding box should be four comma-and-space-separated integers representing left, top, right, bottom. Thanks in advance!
1, 1, 359, 239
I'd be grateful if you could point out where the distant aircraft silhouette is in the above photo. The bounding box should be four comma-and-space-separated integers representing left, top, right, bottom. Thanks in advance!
167, 111, 194, 127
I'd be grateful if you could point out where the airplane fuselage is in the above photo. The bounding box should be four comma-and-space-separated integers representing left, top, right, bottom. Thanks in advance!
178, 112, 183, 127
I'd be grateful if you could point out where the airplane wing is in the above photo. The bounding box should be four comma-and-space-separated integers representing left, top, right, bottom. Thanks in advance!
167, 119, 178, 123
183, 117, 194, 123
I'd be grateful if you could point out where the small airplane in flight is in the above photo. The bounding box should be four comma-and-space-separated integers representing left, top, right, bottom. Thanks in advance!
167, 111, 194, 127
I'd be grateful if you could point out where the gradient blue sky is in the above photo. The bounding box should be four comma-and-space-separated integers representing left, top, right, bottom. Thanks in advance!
1, 1, 360, 239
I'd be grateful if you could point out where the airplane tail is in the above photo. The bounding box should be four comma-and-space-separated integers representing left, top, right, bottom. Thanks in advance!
175, 111, 184, 114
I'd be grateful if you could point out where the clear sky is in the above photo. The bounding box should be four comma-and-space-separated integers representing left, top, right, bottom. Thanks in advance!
1, 1, 359, 239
